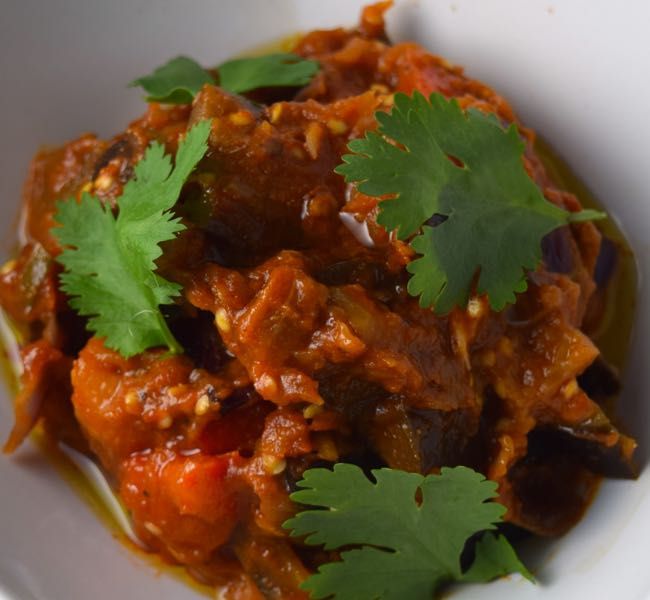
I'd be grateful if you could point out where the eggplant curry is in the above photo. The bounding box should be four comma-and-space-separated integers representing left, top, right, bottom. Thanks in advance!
0, 3, 636, 599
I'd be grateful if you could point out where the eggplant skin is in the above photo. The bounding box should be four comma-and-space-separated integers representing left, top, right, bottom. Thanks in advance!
526, 426, 636, 480
578, 357, 621, 403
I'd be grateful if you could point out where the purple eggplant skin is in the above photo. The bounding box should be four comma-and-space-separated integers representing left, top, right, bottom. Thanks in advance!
594, 236, 619, 288
526, 425, 636, 480
541, 227, 574, 274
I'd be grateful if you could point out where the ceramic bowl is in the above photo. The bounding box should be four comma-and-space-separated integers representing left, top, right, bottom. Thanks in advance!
0, 1, 648, 599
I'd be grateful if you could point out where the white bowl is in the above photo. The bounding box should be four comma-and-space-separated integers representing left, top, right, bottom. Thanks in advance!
0, 1, 648, 599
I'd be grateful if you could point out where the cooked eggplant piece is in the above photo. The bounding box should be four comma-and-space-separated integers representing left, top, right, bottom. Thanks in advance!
527, 424, 636, 480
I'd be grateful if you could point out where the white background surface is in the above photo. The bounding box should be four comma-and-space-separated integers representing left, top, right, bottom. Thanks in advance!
0, 1, 648, 599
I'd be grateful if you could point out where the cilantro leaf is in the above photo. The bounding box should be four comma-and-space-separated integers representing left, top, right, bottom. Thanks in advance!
284, 464, 533, 600
129, 56, 215, 104
218, 53, 319, 94
130, 53, 319, 104
335, 91, 604, 313
462, 531, 534, 583
53, 119, 211, 357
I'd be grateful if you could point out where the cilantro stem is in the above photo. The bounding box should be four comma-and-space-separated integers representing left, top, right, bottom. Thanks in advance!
53, 120, 211, 358
157, 312, 183, 355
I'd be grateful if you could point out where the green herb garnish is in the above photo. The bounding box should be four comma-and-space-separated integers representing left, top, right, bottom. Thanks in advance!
284, 464, 533, 600
218, 52, 319, 94
131, 53, 319, 104
53, 120, 211, 357
335, 92, 604, 313
129, 56, 214, 104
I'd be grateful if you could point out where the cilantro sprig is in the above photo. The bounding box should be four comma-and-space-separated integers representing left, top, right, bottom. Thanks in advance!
218, 53, 319, 94
130, 53, 319, 104
284, 464, 533, 600
336, 92, 604, 313
53, 120, 211, 357
129, 56, 214, 104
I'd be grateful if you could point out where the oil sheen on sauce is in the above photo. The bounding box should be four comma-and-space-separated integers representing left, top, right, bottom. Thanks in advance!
0, 130, 638, 596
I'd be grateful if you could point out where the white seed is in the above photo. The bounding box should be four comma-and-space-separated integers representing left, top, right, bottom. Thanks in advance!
124, 390, 140, 409
326, 119, 348, 135
562, 379, 579, 398
215, 308, 231, 333
269, 103, 283, 124
194, 394, 211, 416
316, 437, 338, 462
229, 111, 254, 126
94, 172, 113, 191
303, 404, 324, 420
167, 385, 184, 399
262, 455, 287, 475
157, 415, 172, 430
304, 122, 323, 160
144, 521, 162, 536
0, 259, 16, 276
